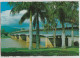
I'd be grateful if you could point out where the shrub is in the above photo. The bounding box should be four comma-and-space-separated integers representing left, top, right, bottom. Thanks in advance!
74, 41, 79, 46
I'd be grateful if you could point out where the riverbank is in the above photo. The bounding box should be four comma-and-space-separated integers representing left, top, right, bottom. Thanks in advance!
1, 36, 10, 39
1, 47, 79, 56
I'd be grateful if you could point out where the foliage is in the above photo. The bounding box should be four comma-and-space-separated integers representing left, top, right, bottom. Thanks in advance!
8, 2, 47, 25
8, 2, 34, 50
8, 2, 79, 49
45, 2, 78, 27
74, 41, 79, 46
21, 28, 25, 30
65, 2, 79, 26
1, 47, 79, 56
1, 28, 5, 34
1, 28, 8, 36
8, 2, 48, 49
43, 2, 58, 30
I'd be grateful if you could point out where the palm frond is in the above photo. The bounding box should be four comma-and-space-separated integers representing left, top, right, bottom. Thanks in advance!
9, 2, 31, 15
19, 11, 30, 24
10, 4, 27, 15
33, 15, 37, 29
39, 12, 46, 23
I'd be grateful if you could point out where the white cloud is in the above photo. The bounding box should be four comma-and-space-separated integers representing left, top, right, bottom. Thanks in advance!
1, 10, 44, 30
1, 10, 30, 26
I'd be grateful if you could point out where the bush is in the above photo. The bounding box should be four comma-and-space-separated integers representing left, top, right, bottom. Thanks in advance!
74, 41, 79, 46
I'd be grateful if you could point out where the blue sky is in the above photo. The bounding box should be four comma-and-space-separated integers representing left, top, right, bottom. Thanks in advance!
1, 2, 12, 12
1, 2, 73, 30
1, 2, 31, 29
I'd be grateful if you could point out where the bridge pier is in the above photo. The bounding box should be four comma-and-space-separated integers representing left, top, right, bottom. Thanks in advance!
19, 34, 22, 40
11, 34, 19, 39
16, 35, 19, 39
11, 35, 13, 39
18, 34, 26, 41
26, 35, 29, 42
11, 34, 29, 42
10, 34, 36, 48
45, 37, 48, 48
14, 34, 17, 39
45, 37, 53, 48
10, 34, 16, 39
10, 35, 13, 39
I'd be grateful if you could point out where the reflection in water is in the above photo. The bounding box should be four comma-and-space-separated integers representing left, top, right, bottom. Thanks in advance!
1, 38, 44, 48
1, 38, 22, 48
18, 40, 27, 48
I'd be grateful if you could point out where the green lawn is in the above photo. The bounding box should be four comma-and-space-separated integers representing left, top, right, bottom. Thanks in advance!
1, 47, 79, 56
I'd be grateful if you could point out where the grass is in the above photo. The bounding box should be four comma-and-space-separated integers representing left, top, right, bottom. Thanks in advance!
1, 47, 79, 56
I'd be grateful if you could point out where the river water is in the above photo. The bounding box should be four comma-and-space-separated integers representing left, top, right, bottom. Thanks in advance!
1, 38, 45, 48
1, 38, 30, 48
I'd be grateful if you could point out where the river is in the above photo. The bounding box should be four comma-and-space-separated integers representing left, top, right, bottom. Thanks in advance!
1, 38, 45, 48
1, 38, 30, 48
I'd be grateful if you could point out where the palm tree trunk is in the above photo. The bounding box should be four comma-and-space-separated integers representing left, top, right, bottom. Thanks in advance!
29, 11, 33, 50
61, 23, 66, 48
36, 12, 40, 49
53, 27, 56, 48
71, 23, 74, 46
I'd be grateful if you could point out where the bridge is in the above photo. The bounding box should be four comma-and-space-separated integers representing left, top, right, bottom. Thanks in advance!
9, 27, 79, 48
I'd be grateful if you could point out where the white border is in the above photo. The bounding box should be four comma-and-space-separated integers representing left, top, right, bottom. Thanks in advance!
0, 0, 79, 2
0, 0, 80, 58
0, 3, 1, 55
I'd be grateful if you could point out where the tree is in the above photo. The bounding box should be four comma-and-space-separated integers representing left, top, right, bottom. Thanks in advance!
32, 2, 47, 49
44, 2, 58, 47
55, 2, 79, 47
1, 28, 8, 36
21, 28, 25, 30
9, 2, 47, 49
53, 2, 68, 48
1, 28, 5, 34
65, 2, 79, 46
9, 2, 35, 50
44, 2, 68, 48
42, 2, 78, 48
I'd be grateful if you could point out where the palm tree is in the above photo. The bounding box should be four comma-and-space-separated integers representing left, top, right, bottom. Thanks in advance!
32, 2, 47, 49
53, 22, 58, 47
9, 2, 35, 50
45, 2, 78, 48
9, 2, 47, 49
65, 2, 79, 47
42, 2, 78, 48
51, 2, 67, 48
70, 2, 78, 47
43, 2, 58, 47
44, 20, 57, 48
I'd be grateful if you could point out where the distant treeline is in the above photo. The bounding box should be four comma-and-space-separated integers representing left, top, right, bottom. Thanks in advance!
1, 28, 9, 36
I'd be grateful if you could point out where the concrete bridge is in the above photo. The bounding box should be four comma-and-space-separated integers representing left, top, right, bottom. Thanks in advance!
9, 27, 79, 48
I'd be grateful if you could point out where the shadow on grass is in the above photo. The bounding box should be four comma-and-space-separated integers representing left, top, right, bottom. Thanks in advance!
1, 50, 79, 56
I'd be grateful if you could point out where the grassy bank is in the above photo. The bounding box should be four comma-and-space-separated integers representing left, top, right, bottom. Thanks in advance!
1, 47, 79, 56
